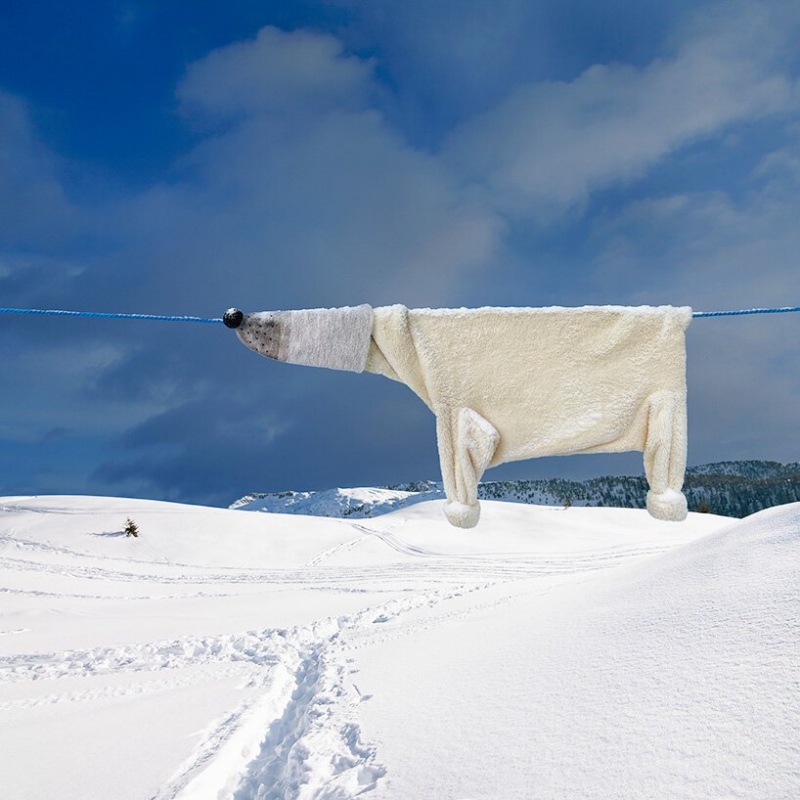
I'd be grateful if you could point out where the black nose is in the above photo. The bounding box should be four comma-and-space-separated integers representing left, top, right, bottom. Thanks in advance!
223, 308, 244, 329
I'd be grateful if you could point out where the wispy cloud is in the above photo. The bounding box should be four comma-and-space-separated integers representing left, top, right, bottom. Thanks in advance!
122, 26, 504, 310
444, 2, 799, 221
0, 91, 86, 247
177, 26, 376, 123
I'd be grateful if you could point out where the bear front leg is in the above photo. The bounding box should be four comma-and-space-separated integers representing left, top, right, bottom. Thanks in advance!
643, 391, 688, 521
436, 407, 500, 528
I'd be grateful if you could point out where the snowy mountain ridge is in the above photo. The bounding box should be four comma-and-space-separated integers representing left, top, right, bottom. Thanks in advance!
229, 485, 437, 518
231, 459, 800, 519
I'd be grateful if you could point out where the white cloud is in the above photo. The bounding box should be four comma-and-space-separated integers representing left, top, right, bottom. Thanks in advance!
443, 2, 798, 221
177, 26, 375, 123
128, 27, 504, 308
591, 128, 800, 306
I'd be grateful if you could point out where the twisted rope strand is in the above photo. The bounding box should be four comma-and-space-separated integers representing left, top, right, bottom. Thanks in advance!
692, 306, 800, 318
0, 307, 223, 324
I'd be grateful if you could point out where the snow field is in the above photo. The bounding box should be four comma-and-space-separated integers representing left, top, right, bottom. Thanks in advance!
0, 494, 797, 798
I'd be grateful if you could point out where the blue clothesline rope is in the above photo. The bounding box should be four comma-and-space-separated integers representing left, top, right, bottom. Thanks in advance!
0, 305, 799, 324
692, 306, 800, 318
0, 307, 223, 324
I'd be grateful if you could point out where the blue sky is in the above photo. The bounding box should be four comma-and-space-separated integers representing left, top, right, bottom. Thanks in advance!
1, 0, 798, 506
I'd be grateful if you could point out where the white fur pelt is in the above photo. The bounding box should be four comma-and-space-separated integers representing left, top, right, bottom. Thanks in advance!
235, 304, 692, 528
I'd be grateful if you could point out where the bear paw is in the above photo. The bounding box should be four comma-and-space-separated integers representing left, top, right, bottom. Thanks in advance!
646, 489, 688, 522
443, 501, 481, 529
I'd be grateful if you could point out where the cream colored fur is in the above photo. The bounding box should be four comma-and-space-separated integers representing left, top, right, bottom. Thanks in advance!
365, 305, 691, 527
235, 304, 692, 528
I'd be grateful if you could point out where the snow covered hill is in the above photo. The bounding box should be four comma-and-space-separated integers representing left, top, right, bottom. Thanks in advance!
232, 459, 800, 519
1, 494, 798, 798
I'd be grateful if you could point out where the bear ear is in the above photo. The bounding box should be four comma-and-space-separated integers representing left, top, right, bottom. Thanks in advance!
223, 308, 244, 329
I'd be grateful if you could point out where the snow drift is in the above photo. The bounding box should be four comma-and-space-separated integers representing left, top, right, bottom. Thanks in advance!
0, 494, 797, 799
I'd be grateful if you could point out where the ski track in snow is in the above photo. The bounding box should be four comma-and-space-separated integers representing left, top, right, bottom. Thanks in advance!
0, 507, 721, 799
